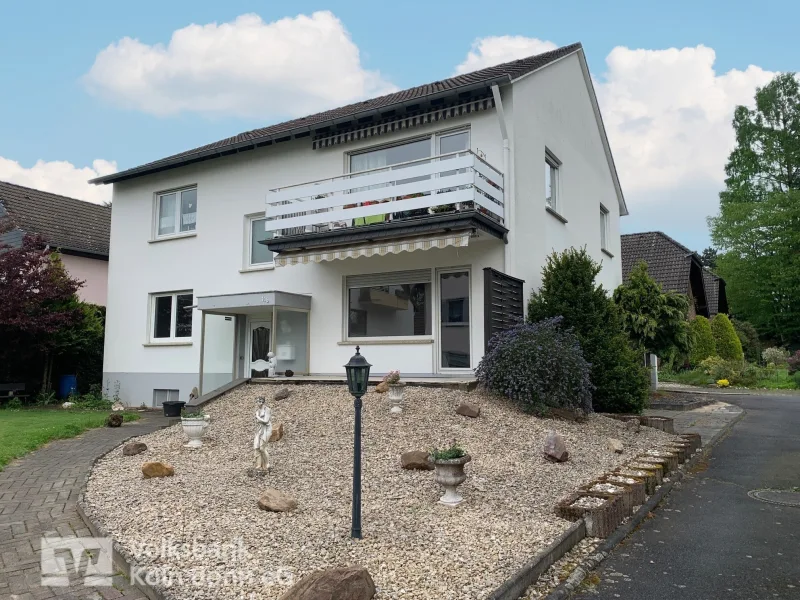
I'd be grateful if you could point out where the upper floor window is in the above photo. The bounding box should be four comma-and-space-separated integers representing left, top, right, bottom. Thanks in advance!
156, 187, 197, 238
545, 149, 561, 213
600, 204, 610, 252
151, 291, 193, 342
245, 214, 274, 269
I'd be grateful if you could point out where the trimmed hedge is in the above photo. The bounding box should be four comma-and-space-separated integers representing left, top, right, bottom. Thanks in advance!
711, 314, 744, 361
689, 316, 716, 366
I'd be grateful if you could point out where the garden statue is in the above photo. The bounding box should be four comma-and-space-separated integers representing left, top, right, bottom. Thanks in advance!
267, 352, 277, 378
254, 398, 273, 471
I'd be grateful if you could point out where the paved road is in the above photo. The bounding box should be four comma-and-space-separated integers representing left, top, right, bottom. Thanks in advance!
573, 394, 800, 599
0, 413, 167, 599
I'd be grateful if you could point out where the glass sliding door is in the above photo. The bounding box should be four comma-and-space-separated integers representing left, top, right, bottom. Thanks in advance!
250, 318, 272, 378
439, 270, 471, 369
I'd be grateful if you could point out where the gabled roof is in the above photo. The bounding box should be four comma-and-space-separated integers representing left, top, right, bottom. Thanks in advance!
702, 270, 728, 316
90, 43, 584, 186
0, 180, 111, 257
621, 231, 702, 294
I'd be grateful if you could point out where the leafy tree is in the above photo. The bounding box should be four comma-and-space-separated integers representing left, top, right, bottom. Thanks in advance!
612, 262, 691, 358
700, 247, 718, 271
710, 73, 800, 346
732, 318, 761, 363
527, 248, 649, 413
711, 314, 744, 361
689, 316, 716, 366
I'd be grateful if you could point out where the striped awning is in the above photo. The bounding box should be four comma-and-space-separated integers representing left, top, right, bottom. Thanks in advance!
312, 97, 495, 150
274, 232, 472, 267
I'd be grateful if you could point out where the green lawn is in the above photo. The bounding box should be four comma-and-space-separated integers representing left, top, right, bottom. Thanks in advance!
660, 368, 799, 390
0, 410, 140, 470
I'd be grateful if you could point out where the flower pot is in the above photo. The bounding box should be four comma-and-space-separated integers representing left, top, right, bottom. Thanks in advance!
162, 401, 185, 418
181, 417, 208, 449
432, 454, 471, 507
388, 383, 405, 413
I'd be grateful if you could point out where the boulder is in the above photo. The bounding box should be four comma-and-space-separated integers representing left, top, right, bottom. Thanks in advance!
607, 438, 624, 454
106, 414, 123, 428
624, 419, 640, 434
141, 462, 174, 478
123, 442, 147, 456
269, 423, 285, 442
375, 381, 389, 394
456, 402, 480, 418
62, 402, 74, 409
274, 388, 292, 401
400, 450, 433, 471
257, 489, 297, 512
550, 407, 588, 423
279, 566, 375, 600
111, 401, 125, 412
543, 430, 569, 463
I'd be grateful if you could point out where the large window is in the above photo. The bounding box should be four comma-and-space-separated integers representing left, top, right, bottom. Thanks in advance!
600, 204, 610, 252
246, 214, 274, 268
156, 187, 197, 238
151, 291, 193, 341
545, 150, 561, 213
346, 270, 432, 338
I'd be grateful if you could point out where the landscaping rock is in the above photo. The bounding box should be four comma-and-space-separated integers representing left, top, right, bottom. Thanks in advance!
122, 442, 147, 456
607, 438, 624, 454
62, 402, 74, 409
111, 401, 125, 412
625, 419, 640, 433
279, 566, 375, 600
257, 488, 297, 512
274, 388, 292, 401
543, 431, 569, 462
141, 462, 174, 478
269, 422, 285, 442
400, 450, 433, 471
550, 407, 588, 423
106, 414, 123, 428
456, 402, 480, 418
375, 381, 389, 394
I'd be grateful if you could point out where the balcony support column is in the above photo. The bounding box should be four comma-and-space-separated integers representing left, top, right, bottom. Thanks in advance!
491, 84, 513, 278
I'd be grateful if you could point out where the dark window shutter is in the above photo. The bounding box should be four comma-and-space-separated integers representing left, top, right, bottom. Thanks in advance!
483, 268, 525, 351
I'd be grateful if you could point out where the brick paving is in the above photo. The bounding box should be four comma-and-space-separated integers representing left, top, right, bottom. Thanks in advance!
0, 413, 168, 599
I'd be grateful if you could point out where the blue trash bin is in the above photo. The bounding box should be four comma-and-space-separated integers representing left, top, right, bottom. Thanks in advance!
58, 375, 77, 399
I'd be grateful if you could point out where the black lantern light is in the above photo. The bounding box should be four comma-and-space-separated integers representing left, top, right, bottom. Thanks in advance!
344, 346, 371, 539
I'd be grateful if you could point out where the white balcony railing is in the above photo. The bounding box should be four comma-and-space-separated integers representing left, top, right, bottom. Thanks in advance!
264, 151, 504, 236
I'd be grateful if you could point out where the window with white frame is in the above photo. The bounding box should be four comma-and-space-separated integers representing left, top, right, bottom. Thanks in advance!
155, 187, 197, 238
150, 291, 193, 341
545, 150, 561, 212
345, 270, 432, 339
246, 214, 274, 267
600, 205, 610, 251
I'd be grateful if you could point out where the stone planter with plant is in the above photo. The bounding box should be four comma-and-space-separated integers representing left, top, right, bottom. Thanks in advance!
430, 442, 471, 507
384, 370, 404, 413
181, 411, 210, 449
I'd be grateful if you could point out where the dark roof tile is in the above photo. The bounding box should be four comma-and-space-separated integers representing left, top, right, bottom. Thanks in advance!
620, 231, 700, 294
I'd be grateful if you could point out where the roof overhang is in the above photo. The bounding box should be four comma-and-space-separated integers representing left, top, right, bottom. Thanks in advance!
196, 290, 311, 314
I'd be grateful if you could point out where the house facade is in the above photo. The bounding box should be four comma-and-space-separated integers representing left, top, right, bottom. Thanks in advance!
93, 43, 628, 406
0, 181, 110, 306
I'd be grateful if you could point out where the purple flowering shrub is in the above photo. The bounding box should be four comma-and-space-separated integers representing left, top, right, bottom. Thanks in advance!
788, 350, 800, 375
475, 317, 593, 413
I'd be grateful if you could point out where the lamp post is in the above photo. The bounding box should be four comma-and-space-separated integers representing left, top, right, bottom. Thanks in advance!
344, 346, 371, 539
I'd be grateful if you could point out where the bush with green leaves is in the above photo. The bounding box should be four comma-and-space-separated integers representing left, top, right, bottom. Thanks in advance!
699, 356, 763, 386
711, 314, 744, 360
689, 316, 716, 366
761, 346, 790, 367
732, 319, 761, 363
475, 317, 593, 414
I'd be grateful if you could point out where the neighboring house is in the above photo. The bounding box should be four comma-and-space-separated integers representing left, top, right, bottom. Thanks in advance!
91, 42, 629, 406
702, 270, 728, 317
621, 231, 721, 319
0, 181, 110, 306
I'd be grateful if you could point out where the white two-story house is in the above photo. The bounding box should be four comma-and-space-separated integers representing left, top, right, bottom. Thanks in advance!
93, 42, 628, 406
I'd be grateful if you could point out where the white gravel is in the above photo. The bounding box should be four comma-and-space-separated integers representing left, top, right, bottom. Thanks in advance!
571, 496, 607, 509
84, 383, 677, 600
588, 483, 624, 494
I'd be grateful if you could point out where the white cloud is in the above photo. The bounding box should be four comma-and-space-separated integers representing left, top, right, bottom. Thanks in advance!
0, 157, 116, 204
83, 11, 397, 119
454, 38, 776, 248
454, 36, 558, 75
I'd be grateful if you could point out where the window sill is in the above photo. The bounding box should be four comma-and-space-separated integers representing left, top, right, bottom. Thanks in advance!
148, 232, 197, 244
143, 341, 193, 347
545, 207, 568, 224
601, 248, 614, 258
239, 264, 275, 273
338, 339, 434, 346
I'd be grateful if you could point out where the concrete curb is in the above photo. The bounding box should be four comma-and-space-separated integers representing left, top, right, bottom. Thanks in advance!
75, 417, 173, 600
542, 407, 746, 600
647, 398, 715, 411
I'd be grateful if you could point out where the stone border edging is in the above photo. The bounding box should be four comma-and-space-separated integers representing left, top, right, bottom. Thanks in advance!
647, 398, 715, 411
75, 419, 173, 600
542, 406, 746, 600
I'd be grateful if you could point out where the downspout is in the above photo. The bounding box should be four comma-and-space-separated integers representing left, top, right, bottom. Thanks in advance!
491, 84, 513, 276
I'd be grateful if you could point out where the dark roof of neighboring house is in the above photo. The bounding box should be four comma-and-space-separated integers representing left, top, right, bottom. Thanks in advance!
702, 270, 728, 316
621, 231, 703, 295
90, 43, 583, 185
0, 180, 111, 257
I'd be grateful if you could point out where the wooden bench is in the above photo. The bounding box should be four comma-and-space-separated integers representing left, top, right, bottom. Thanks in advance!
0, 382, 28, 405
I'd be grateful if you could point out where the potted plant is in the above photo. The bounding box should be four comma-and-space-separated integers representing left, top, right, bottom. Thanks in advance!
384, 370, 404, 413
430, 441, 471, 507
181, 410, 210, 449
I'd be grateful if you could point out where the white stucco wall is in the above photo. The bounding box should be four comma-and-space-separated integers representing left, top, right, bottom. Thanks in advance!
60, 253, 108, 306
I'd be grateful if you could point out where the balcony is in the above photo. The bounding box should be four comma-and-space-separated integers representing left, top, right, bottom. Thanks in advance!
264, 151, 504, 237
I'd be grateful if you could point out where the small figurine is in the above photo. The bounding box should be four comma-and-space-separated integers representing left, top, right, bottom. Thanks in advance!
267, 352, 277, 378
254, 398, 273, 471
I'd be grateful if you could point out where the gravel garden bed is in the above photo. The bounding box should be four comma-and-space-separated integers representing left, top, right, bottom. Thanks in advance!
84, 383, 677, 599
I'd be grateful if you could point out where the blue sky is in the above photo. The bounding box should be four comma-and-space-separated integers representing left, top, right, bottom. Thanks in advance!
1, 0, 797, 249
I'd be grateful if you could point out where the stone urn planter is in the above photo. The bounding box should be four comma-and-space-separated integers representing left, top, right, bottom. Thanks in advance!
432, 454, 471, 507
181, 414, 210, 449
388, 383, 405, 413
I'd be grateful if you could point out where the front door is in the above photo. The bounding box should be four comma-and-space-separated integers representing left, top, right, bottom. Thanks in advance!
249, 320, 272, 377
439, 270, 471, 370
